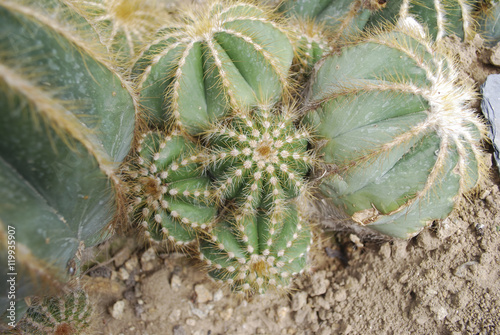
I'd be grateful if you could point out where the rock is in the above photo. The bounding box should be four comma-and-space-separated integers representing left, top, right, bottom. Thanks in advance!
333, 289, 347, 302
109, 300, 126, 320
213, 289, 224, 302
124, 255, 139, 273
113, 246, 132, 268
276, 306, 289, 322
481, 74, 500, 170
186, 318, 196, 326
220, 307, 233, 321
141, 247, 158, 272
379, 242, 391, 259
194, 284, 213, 303
310, 271, 329, 296
118, 267, 130, 281
171, 274, 182, 290
173, 325, 186, 335
291, 291, 308, 311
169, 309, 182, 322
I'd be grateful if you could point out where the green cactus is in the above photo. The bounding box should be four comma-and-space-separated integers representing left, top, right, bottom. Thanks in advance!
126, 131, 216, 246
199, 203, 312, 294
201, 105, 315, 214
305, 20, 487, 239
67, 0, 170, 60
279, 0, 387, 39
16, 289, 92, 335
367, 0, 478, 41
133, 0, 294, 135
0, 0, 136, 322
478, 0, 500, 45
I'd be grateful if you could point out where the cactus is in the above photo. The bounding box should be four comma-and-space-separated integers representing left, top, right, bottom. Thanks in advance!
16, 289, 92, 335
133, 0, 294, 135
201, 104, 315, 214
279, 0, 387, 40
126, 131, 217, 246
67, 0, 170, 60
0, 0, 136, 322
478, 0, 500, 45
305, 19, 487, 238
367, 0, 478, 41
199, 203, 312, 294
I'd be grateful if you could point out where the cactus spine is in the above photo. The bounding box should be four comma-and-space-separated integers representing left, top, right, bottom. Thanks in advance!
305, 19, 487, 238
134, 0, 294, 135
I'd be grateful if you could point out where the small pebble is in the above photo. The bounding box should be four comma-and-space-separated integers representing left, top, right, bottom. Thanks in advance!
141, 247, 158, 272
220, 307, 233, 321
213, 289, 224, 302
195, 284, 213, 303
171, 274, 182, 290
109, 300, 126, 320
186, 318, 196, 326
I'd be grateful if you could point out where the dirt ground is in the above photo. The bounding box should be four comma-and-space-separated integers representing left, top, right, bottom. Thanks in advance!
76, 34, 500, 335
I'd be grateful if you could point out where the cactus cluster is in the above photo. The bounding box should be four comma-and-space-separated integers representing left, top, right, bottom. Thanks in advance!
1, 0, 495, 325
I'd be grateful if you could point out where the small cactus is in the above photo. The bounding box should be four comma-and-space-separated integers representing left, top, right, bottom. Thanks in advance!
198, 203, 312, 294
478, 0, 500, 45
127, 131, 216, 246
17, 290, 92, 335
201, 104, 315, 214
134, 0, 294, 135
305, 19, 487, 238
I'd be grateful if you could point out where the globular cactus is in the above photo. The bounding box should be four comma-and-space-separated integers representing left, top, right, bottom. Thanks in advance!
0, 0, 136, 322
367, 0, 478, 41
134, 0, 294, 135
305, 19, 488, 239
67, 0, 170, 60
198, 203, 312, 294
127, 131, 216, 246
16, 290, 92, 335
201, 104, 315, 215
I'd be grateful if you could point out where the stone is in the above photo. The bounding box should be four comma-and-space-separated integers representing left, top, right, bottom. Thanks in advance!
171, 274, 182, 290
379, 242, 391, 259
310, 271, 329, 296
334, 289, 347, 302
276, 306, 289, 322
114, 246, 132, 268
169, 309, 182, 322
220, 307, 233, 321
118, 267, 130, 281
194, 284, 213, 304
481, 74, 500, 170
109, 300, 126, 320
213, 289, 224, 302
291, 291, 308, 311
124, 255, 139, 273
186, 318, 196, 326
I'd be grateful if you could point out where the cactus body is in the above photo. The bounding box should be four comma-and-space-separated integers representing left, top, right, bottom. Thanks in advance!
202, 106, 314, 214
280, 0, 386, 39
17, 290, 92, 335
134, 0, 294, 135
128, 131, 216, 246
0, 0, 136, 319
367, 0, 477, 41
199, 204, 311, 294
478, 0, 500, 45
306, 21, 487, 238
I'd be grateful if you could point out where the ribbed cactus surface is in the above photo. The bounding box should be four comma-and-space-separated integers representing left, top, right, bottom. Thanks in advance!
128, 131, 216, 246
478, 0, 500, 45
305, 20, 487, 238
134, 0, 294, 135
199, 204, 312, 294
17, 290, 92, 335
202, 105, 314, 214
0, 0, 136, 320
367, 0, 477, 41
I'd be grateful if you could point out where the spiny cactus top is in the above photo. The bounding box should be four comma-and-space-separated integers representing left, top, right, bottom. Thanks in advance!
17, 290, 92, 335
202, 104, 315, 216
199, 203, 312, 294
305, 19, 487, 238
67, 0, 170, 59
127, 131, 216, 246
134, 0, 294, 135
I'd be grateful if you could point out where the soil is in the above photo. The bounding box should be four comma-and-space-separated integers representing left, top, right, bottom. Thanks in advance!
80, 30, 500, 335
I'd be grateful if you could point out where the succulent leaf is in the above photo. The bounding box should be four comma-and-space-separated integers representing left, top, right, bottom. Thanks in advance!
306, 22, 487, 238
